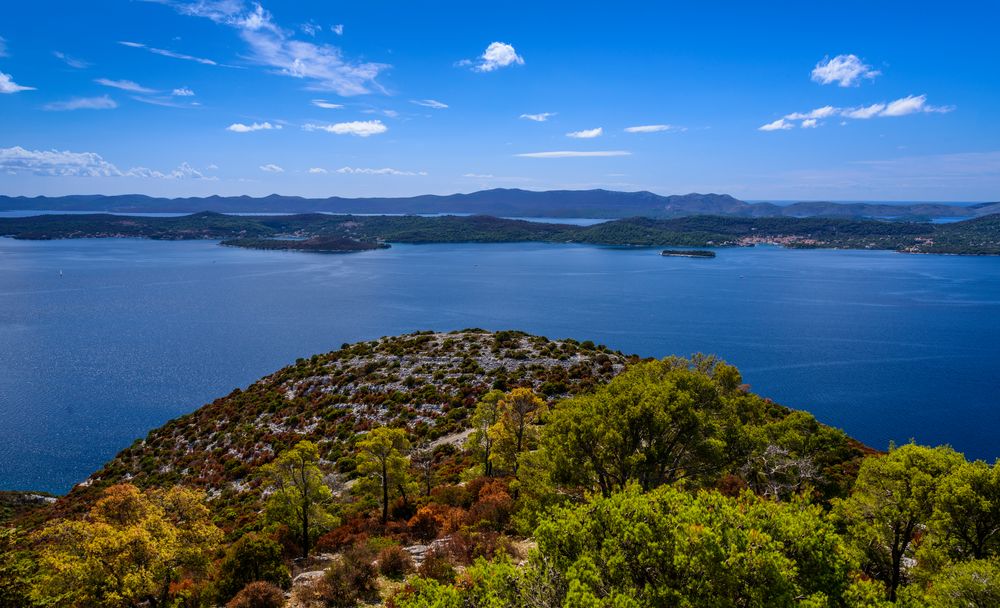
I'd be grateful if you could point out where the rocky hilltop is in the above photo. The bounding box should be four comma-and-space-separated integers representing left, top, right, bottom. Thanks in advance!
53, 330, 632, 523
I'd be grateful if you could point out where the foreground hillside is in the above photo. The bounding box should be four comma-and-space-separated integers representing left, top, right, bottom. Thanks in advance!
2, 211, 1000, 253
4, 331, 999, 607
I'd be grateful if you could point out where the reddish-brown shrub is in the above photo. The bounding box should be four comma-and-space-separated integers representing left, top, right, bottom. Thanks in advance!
377, 544, 414, 579
446, 529, 515, 565
226, 581, 285, 608
417, 548, 455, 583
430, 484, 472, 508
315, 545, 379, 607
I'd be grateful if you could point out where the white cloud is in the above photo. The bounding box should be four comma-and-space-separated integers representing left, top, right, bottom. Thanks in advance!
515, 150, 631, 158
0, 146, 210, 179
784, 105, 838, 120
520, 112, 555, 122
307, 167, 328, 174
336, 166, 427, 176
624, 124, 680, 133
152, 2, 387, 95
119, 41, 219, 66
44, 95, 117, 111
312, 99, 343, 109
467, 42, 524, 72
762, 95, 953, 131
226, 121, 280, 132
411, 99, 448, 109
566, 127, 603, 139
126, 162, 209, 179
172, 87, 195, 96
811, 54, 880, 87
259, 163, 284, 173
881, 94, 953, 117
53, 51, 89, 69
758, 118, 794, 131
0, 146, 121, 176
302, 120, 387, 137
841, 103, 885, 119
463, 173, 495, 178
0, 71, 34, 93
95, 78, 157, 94
300, 21, 320, 36
332, 24, 344, 35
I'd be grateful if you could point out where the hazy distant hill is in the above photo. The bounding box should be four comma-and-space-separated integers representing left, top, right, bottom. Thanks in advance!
2, 189, 997, 219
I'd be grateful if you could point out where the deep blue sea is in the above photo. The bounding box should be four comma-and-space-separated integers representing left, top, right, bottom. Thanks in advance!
1, 238, 999, 493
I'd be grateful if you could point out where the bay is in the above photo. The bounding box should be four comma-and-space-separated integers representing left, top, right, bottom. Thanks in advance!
1, 238, 998, 493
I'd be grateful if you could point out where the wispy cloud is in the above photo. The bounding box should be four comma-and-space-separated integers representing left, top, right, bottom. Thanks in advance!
462, 42, 524, 72
95, 78, 157, 94
784, 106, 838, 120
811, 54, 880, 87
226, 121, 280, 132
411, 99, 448, 109
132, 95, 199, 108
300, 21, 320, 36
0, 71, 34, 94
624, 124, 681, 133
150, 2, 388, 95
119, 41, 220, 66
516, 150, 631, 158
758, 118, 794, 131
0, 146, 210, 179
337, 166, 427, 176
760, 95, 953, 131
307, 167, 328, 174
44, 95, 116, 111
332, 24, 344, 35
881, 94, 953, 117
172, 87, 195, 96
259, 163, 284, 173
520, 112, 555, 122
53, 51, 89, 69
302, 120, 387, 136
566, 127, 602, 139
312, 99, 343, 109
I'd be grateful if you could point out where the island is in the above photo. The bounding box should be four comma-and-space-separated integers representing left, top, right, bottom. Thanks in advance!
220, 235, 390, 253
1, 211, 999, 254
661, 249, 716, 258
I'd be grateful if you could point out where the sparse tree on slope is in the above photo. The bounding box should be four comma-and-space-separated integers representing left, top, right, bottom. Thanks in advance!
357, 427, 411, 524
262, 440, 336, 559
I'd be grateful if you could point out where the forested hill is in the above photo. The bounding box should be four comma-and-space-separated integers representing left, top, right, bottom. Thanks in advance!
2, 189, 997, 219
6, 330, 999, 607
3, 211, 1000, 253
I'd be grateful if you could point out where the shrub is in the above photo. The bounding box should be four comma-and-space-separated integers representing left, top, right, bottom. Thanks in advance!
447, 529, 516, 565
417, 549, 455, 584
226, 581, 285, 608
316, 546, 379, 607
378, 545, 414, 579
216, 532, 291, 603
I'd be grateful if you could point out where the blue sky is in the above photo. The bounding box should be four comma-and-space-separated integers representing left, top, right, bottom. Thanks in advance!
1, 0, 998, 201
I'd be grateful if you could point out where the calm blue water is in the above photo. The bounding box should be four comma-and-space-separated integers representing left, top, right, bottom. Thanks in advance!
1, 238, 999, 493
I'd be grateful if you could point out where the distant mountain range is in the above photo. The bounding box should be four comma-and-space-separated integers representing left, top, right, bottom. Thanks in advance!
1, 189, 998, 220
